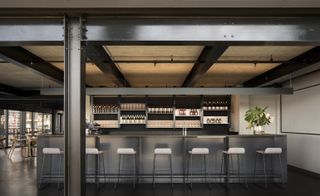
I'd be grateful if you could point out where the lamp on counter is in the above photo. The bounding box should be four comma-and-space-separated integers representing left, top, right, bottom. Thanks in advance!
86, 121, 101, 135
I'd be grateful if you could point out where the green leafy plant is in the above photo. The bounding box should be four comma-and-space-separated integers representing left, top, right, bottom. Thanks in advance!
245, 106, 271, 129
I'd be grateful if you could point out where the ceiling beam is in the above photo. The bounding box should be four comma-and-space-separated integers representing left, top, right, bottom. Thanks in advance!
182, 46, 228, 87
86, 45, 131, 87
0, 46, 64, 84
243, 46, 320, 87
0, 83, 25, 96
0, 83, 40, 96
40, 87, 293, 96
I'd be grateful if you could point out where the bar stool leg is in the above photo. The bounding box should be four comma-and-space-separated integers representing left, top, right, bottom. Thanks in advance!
58, 154, 62, 190
204, 155, 207, 184
262, 154, 267, 188
135, 154, 138, 186
220, 153, 224, 184
253, 154, 258, 184
49, 155, 52, 184
204, 154, 211, 189
102, 153, 107, 184
186, 154, 190, 185
278, 154, 285, 188
133, 154, 136, 188
226, 155, 230, 188
114, 154, 121, 189
230, 155, 234, 183
237, 155, 241, 183
170, 154, 173, 189
153, 154, 156, 188
190, 154, 193, 189
97, 154, 100, 189
243, 155, 248, 188
39, 154, 46, 189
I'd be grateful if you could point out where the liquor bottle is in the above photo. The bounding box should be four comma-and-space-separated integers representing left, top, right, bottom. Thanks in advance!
203, 101, 208, 111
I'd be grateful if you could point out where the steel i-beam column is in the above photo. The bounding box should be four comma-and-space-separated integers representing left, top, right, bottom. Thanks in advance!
64, 17, 86, 196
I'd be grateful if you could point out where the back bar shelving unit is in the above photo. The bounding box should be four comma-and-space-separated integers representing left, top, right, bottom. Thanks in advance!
91, 95, 231, 133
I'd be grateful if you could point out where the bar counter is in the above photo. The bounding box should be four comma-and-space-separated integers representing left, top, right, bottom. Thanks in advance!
37, 134, 287, 183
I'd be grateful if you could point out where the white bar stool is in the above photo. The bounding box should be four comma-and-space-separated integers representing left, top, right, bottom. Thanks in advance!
85, 148, 106, 188
187, 148, 210, 189
220, 148, 248, 188
153, 148, 173, 188
39, 148, 63, 189
114, 148, 137, 189
254, 147, 284, 188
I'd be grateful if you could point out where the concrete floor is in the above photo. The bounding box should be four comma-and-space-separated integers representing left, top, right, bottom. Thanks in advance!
1, 148, 320, 196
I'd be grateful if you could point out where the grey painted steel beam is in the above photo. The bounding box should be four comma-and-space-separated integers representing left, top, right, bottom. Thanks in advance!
0, 46, 64, 84
0, 18, 64, 45
0, 83, 26, 96
41, 87, 293, 96
85, 17, 320, 44
243, 46, 320, 87
86, 44, 131, 87
64, 17, 86, 196
182, 46, 228, 87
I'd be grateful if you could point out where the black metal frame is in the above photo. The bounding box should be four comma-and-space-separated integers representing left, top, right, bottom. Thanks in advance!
182, 46, 228, 87
63, 16, 87, 196
0, 15, 320, 196
86, 44, 130, 87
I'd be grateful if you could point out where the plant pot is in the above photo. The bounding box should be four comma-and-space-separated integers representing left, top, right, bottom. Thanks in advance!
253, 126, 263, 135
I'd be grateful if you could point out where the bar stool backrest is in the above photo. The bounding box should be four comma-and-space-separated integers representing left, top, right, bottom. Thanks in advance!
228, 148, 245, 154
265, 148, 282, 154
43, 148, 61, 154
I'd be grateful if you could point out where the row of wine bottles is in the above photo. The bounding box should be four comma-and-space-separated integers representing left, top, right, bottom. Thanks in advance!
148, 107, 173, 114
93, 104, 119, 113
177, 108, 199, 116
203, 101, 228, 111
121, 103, 146, 110
206, 117, 225, 124
120, 115, 146, 124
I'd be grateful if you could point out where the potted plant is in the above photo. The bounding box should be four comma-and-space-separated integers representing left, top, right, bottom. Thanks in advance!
245, 106, 271, 134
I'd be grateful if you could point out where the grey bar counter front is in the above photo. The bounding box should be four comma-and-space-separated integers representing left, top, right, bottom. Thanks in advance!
37, 134, 287, 184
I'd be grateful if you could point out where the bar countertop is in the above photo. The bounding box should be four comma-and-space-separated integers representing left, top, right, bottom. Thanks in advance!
38, 133, 286, 138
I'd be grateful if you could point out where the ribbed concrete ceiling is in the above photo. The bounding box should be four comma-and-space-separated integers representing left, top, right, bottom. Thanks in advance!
196, 46, 314, 87
22, 46, 116, 87
0, 62, 62, 88
105, 45, 203, 87
0, 45, 315, 89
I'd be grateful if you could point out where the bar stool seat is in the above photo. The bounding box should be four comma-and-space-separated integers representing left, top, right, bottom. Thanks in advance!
43, 148, 62, 154
254, 147, 284, 188
257, 148, 282, 154
86, 148, 103, 155
154, 148, 172, 155
115, 148, 137, 189
187, 147, 210, 189
223, 148, 245, 155
39, 148, 63, 189
153, 148, 173, 188
188, 148, 209, 155
85, 148, 106, 187
117, 148, 136, 154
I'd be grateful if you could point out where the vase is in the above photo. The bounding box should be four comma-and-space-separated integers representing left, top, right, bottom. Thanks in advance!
253, 125, 263, 135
